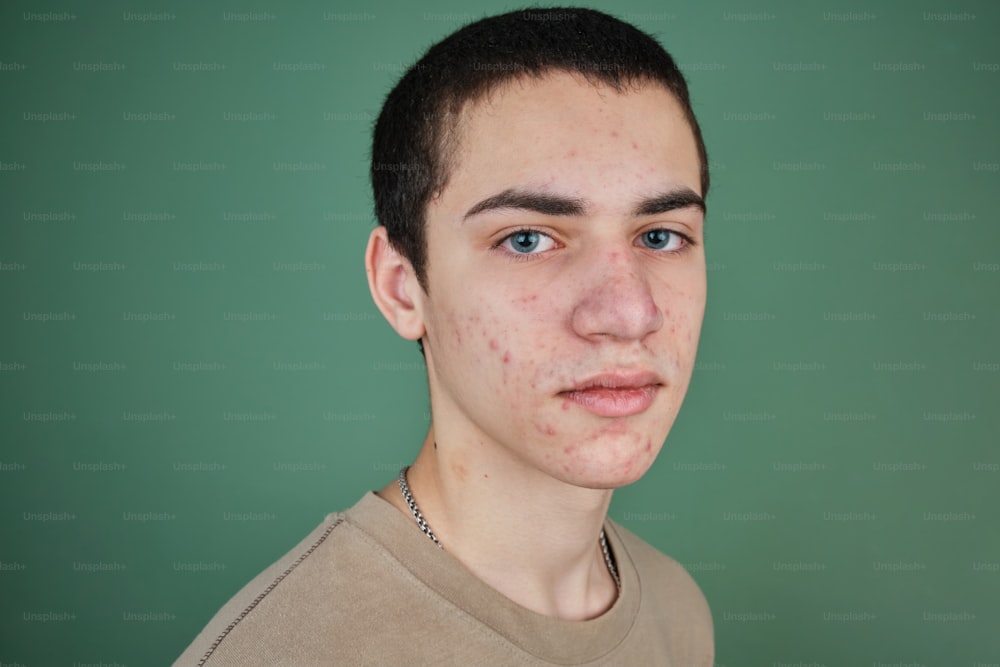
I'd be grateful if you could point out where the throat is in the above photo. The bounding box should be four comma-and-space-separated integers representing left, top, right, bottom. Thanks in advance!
393, 464, 620, 620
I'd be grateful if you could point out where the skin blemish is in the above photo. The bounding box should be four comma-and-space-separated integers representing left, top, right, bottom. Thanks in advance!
489, 339, 499, 351
645, 439, 652, 452
631, 141, 638, 150
546, 425, 556, 436
561, 399, 571, 411
503, 351, 510, 364
565, 149, 577, 158
585, 421, 628, 442
609, 130, 619, 138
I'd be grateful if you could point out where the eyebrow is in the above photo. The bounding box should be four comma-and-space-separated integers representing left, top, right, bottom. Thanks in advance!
461, 187, 705, 222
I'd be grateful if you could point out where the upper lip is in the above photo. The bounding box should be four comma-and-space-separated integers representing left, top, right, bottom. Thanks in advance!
562, 370, 663, 392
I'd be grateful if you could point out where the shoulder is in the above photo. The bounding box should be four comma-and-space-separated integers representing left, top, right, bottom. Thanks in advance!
173, 502, 389, 666
173, 511, 347, 666
607, 519, 715, 663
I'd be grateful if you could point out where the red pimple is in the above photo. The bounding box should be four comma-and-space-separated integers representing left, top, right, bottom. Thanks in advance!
489, 339, 499, 351
503, 351, 510, 364
546, 425, 556, 436
610, 130, 619, 138
631, 141, 638, 150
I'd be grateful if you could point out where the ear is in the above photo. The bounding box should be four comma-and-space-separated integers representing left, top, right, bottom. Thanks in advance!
365, 226, 426, 342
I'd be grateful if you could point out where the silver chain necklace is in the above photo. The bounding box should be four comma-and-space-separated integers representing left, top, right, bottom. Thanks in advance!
397, 465, 620, 590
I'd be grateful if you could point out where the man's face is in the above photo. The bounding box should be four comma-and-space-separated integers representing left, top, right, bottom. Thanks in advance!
417, 71, 706, 490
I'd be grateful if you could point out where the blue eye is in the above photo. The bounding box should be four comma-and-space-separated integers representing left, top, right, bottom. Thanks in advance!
511, 230, 541, 253
497, 229, 556, 255
642, 229, 674, 250
642, 229, 691, 251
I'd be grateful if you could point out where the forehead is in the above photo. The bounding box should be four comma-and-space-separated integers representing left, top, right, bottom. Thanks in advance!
438, 71, 702, 206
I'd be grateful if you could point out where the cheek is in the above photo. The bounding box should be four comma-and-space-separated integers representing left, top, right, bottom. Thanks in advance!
662, 281, 705, 341
476, 293, 555, 378
448, 303, 531, 392
634, 281, 704, 386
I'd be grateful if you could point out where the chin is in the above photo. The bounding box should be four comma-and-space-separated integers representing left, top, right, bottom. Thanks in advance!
559, 452, 659, 490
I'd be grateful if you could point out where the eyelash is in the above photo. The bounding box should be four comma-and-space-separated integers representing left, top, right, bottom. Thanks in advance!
490, 227, 697, 262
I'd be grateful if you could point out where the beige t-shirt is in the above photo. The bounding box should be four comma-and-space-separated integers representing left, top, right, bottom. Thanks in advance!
174, 492, 714, 666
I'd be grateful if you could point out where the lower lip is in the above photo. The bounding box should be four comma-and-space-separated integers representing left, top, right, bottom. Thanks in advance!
559, 385, 659, 418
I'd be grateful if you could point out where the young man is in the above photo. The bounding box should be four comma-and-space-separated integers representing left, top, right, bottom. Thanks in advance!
176, 7, 713, 665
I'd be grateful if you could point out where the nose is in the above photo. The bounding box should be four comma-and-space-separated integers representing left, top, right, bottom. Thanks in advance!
570, 245, 664, 342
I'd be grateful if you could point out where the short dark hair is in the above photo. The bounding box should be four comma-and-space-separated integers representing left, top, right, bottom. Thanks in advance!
371, 6, 710, 294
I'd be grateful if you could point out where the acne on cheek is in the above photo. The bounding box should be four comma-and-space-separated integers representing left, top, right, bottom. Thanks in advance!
533, 421, 559, 437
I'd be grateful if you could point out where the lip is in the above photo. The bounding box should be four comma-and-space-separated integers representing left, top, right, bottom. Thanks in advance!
559, 371, 662, 418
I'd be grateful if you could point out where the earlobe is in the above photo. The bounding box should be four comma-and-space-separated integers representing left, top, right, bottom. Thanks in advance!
365, 226, 426, 341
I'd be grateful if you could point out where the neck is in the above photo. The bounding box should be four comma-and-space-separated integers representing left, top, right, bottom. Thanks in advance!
377, 425, 619, 621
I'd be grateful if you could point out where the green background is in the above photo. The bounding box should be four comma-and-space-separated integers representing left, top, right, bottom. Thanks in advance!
2, 0, 998, 664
